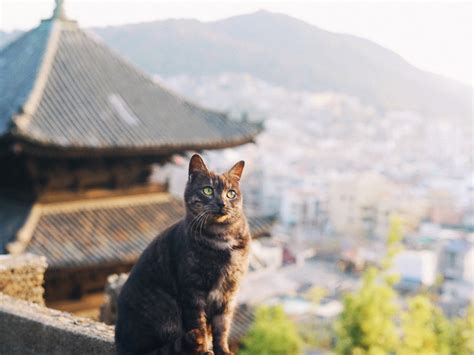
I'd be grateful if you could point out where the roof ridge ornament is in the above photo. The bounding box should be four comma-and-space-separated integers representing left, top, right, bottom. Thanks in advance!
52, 0, 67, 20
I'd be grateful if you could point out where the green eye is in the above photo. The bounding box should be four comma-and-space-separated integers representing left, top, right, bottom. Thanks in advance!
227, 190, 237, 199
202, 186, 214, 196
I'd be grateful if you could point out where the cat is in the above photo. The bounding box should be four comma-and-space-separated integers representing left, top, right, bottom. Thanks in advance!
115, 154, 251, 355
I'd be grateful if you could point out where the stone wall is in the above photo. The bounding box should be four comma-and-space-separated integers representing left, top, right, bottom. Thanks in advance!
0, 253, 47, 305
0, 293, 115, 354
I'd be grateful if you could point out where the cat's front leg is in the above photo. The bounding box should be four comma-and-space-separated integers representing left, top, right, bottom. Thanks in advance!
181, 296, 213, 353
211, 308, 234, 355
180, 328, 213, 355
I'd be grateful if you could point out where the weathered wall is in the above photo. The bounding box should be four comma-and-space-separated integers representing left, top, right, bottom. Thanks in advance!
0, 253, 47, 305
0, 293, 115, 355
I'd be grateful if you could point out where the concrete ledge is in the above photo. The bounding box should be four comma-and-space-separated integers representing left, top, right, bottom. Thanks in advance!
0, 293, 115, 354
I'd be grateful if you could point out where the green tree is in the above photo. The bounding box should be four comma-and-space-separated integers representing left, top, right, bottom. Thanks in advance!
299, 286, 333, 350
239, 305, 302, 355
335, 267, 400, 355
335, 215, 474, 355
399, 295, 451, 354
450, 304, 474, 355
335, 216, 403, 355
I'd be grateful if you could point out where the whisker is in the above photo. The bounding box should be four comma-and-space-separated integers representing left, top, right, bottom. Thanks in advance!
188, 210, 207, 235
190, 207, 210, 236
199, 212, 210, 238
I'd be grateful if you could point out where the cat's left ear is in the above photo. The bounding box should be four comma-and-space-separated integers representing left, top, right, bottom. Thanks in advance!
189, 154, 209, 179
227, 161, 245, 181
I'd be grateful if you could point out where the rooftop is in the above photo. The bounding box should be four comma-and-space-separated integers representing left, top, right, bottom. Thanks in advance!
0, 1, 261, 158
1, 192, 276, 270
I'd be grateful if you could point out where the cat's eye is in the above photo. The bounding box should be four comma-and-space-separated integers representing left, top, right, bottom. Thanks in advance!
202, 186, 214, 196
226, 190, 237, 199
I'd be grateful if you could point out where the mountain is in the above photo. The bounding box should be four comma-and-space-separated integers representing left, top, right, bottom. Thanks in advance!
93, 11, 471, 117
2, 11, 471, 117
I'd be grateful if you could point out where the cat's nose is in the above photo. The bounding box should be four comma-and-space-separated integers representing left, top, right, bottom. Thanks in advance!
216, 201, 225, 212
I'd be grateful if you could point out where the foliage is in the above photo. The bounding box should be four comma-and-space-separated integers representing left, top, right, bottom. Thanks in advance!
298, 319, 334, 350
450, 304, 474, 355
335, 216, 403, 355
399, 299, 474, 355
399, 295, 451, 354
239, 305, 302, 355
299, 287, 333, 350
335, 267, 400, 355
382, 215, 403, 272
304, 286, 327, 306
335, 214, 474, 355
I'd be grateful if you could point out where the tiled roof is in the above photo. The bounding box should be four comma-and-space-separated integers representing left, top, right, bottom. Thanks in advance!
23, 194, 183, 269
0, 22, 52, 134
1, 193, 274, 270
249, 215, 276, 238
0, 16, 261, 156
229, 304, 255, 344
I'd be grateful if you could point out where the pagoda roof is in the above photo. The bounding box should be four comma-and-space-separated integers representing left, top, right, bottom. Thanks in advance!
0, 193, 275, 270
0, 7, 260, 157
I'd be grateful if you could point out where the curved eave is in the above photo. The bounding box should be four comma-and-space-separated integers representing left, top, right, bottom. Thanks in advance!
3, 125, 262, 159
1, 16, 265, 158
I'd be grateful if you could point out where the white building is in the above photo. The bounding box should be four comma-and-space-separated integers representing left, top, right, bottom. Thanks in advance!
393, 250, 438, 286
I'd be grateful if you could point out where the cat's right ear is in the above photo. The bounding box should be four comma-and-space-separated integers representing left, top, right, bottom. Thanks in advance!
188, 154, 209, 180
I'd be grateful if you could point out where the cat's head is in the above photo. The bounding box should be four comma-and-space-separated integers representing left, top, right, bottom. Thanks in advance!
184, 154, 245, 225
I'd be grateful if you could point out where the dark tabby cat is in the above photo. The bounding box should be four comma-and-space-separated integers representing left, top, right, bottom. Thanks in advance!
115, 154, 251, 355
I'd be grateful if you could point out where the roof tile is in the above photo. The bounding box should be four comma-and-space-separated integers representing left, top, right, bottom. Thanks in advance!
5, 193, 274, 269
0, 19, 261, 155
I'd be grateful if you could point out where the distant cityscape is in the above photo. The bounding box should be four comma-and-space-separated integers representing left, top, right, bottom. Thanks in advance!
159, 72, 473, 344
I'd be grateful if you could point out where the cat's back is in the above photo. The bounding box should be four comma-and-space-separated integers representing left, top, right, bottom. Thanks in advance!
119, 220, 184, 302
115, 221, 185, 354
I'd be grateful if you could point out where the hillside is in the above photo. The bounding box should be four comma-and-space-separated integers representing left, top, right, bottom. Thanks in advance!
93, 11, 471, 117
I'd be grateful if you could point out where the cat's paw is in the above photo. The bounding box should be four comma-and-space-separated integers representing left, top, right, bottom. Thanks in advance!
185, 328, 206, 346
175, 329, 206, 353
213, 345, 233, 355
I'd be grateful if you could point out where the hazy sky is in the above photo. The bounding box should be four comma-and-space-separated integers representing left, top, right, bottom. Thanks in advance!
0, 0, 472, 86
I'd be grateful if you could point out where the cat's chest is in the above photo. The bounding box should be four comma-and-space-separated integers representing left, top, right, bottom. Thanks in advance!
207, 274, 226, 306
185, 232, 250, 296
206, 251, 249, 306
209, 237, 235, 250
206, 265, 235, 307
